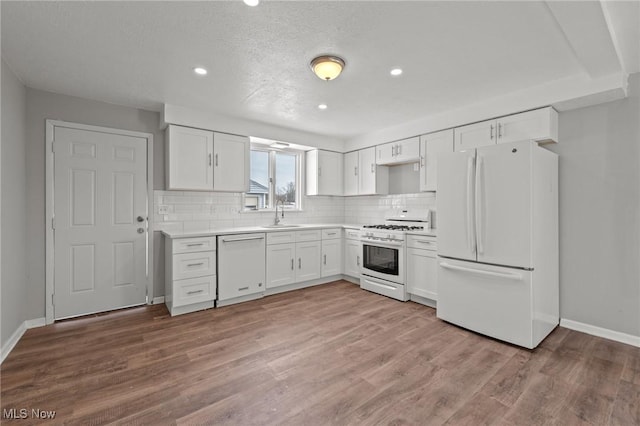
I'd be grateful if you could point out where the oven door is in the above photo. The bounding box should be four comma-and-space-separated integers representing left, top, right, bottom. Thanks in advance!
361, 241, 404, 284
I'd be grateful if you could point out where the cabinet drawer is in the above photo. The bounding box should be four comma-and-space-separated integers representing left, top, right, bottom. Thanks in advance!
173, 275, 216, 307
173, 251, 216, 280
322, 228, 342, 240
296, 229, 322, 242
267, 231, 296, 245
344, 229, 361, 240
407, 235, 437, 251
173, 236, 216, 254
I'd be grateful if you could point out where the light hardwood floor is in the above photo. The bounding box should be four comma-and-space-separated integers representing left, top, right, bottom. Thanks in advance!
2, 280, 639, 425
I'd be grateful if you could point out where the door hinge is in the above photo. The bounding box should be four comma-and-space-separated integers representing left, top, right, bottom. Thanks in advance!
51, 293, 55, 306
51, 141, 56, 153
51, 218, 56, 229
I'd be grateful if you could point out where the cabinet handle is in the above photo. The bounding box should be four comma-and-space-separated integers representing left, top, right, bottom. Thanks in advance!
490, 124, 494, 140
238, 286, 249, 291
327, 232, 336, 236
186, 243, 204, 247
397, 144, 401, 155
370, 163, 374, 173
357, 255, 360, 266
318, 167, 321, 177
298, 258, 301, 269
187, 262, 204, 267
291, 258, 294, 270
324, 254, 327, 265
208, 154, 212, 166
498, 123, 503, 138
420, 155, 425, 167
215, 154, 219, 167
354, 166, 358, 176
391, 146, 396, 156
187, 289, 204, 295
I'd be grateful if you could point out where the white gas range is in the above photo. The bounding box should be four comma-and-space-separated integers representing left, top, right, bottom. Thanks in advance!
359, 213, 431, 301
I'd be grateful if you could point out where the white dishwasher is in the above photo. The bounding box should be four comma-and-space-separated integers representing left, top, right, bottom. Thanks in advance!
217, 233, 266, 305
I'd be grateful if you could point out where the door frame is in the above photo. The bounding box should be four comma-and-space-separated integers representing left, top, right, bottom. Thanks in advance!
45, 120, 154, 324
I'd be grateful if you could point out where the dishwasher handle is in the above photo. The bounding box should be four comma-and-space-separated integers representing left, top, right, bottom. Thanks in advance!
221, 235, 265, 243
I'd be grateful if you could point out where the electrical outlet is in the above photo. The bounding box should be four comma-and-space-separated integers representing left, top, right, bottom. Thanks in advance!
158, 205, 169, 214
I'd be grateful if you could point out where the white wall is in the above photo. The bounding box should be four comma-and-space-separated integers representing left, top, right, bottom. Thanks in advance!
547, 72, 640, 336
24, 89, 164, 319
1, 59, 29, 349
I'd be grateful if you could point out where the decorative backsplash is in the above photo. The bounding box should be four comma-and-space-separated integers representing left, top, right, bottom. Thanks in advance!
153, 190, 436, 233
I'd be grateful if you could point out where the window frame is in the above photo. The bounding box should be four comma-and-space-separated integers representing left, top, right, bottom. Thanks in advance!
242, 145, 303, 212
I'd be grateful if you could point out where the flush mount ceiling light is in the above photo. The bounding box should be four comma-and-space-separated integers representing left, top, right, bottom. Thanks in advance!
318, 104, 328, 110
270, 141, 290, 149
243, 0, 259, 6
390, 68, 403, 76
310, 55, 345, 81
193, 67, 208, 75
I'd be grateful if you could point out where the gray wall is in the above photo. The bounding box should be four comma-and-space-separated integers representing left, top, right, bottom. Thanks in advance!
25, 89, 164, 318
548, 72, 640, 336
1, 59, 29, 348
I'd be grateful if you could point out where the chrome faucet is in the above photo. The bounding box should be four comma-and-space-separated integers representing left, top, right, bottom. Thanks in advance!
274, 199, 285, 225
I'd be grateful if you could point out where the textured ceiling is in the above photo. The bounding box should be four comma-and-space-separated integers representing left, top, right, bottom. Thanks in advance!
0, 1, 624, 140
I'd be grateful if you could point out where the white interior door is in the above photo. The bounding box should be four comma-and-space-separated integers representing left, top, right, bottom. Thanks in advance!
476, 141, 532, 268
53, 126, 148, 319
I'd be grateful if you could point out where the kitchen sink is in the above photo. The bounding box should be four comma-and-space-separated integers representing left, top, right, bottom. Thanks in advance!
261, 224, 302, 229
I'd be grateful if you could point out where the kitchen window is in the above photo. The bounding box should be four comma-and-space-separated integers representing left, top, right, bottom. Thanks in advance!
243, 147, 302, 211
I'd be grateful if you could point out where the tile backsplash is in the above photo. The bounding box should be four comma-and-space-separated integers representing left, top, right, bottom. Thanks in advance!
153, 190, 436, 233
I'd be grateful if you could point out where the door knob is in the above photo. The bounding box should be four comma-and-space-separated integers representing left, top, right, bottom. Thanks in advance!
137, 216, 145, 222
137, 228, 144, 234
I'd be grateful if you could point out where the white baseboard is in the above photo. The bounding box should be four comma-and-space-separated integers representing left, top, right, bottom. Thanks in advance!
560, 318, 640, 347
1, 317, 46, 364
152, 296, 165, 304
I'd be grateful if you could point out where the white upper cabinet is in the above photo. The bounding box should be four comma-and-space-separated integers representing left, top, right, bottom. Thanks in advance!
166, 125, 214, 190
358, 147, 389, 196
420, 129, 454, 192
165, 125, 249, 192
454, 107, 558, 151
343, 151, 359, 196
212, 132, 249, 192
306, 149, 343, 196
376, 137, 420, 165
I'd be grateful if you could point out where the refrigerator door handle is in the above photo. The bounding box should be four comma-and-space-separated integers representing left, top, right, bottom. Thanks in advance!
475, 156, 484, 255
466, 156, 476, 253
439, 262, 523, 281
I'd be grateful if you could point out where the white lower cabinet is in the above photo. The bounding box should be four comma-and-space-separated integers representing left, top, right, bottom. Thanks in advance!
406, 235, 438, 301
266, 231, 321, 289
343, 229, 361, 279
321, 238, 342, 277
165, 236, 216, 316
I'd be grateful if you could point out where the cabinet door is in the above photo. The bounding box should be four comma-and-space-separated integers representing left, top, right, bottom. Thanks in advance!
166, 125, 213, 190
344, 239, 361, 278
454, 120, 496, 152
395, 137, 420, 163
420, 129, 454, 192
343, 151, 359, 196
407, 248, 437, 300
296, 241, 321, 282
321, 239, 342, 277
496, 107, 558, 144
317, 150, 344, 195
213, 132, 249, 192
376, 141, 396, 165
359, 147, 378, 195
266, 243, 296, 289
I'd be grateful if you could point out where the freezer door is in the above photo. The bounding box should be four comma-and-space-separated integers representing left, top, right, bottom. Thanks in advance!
475, 140, 532, 268
436, 258, 534, 348
436, 149, 476, 261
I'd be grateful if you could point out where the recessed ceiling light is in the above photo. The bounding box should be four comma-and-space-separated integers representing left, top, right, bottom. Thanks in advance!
193, 67, 208, 75
390, 68, 403, 76
318, 104, 328, 110
243, 0, 259, 6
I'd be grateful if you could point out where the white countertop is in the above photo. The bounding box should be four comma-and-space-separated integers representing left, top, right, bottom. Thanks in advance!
161, 223, 435, 239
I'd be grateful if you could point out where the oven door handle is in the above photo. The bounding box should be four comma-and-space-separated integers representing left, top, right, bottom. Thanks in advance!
361, 240, 403, 249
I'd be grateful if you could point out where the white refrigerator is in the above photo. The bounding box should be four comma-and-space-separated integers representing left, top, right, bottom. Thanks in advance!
436, 140, 558, 349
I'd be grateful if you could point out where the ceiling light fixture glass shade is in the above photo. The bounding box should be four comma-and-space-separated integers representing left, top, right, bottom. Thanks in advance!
243, 0, 259, 6
310, 55, 345, 81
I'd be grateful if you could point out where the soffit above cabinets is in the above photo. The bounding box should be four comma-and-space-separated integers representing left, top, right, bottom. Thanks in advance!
2, 1, 637, 142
